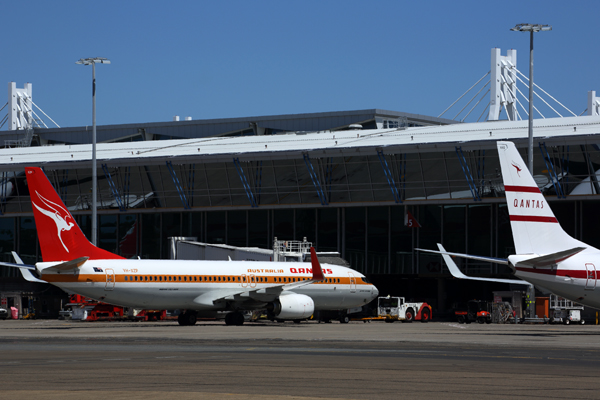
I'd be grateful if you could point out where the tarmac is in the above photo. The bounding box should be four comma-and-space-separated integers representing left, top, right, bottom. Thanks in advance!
1, 319, 600, 399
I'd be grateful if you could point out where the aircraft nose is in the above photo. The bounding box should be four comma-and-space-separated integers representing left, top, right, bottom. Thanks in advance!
372, 285, 379, 299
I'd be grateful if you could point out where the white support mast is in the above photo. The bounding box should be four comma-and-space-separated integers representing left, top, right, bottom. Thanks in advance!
489, 48, 517, 121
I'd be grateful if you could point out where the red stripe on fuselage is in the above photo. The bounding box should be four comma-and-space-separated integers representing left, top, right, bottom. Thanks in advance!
504, 185, 541, 193
510, 215, 558, 223
516, 267, 589, 280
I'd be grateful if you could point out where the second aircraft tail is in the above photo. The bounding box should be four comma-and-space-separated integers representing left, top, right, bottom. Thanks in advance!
497, 141, 587, 255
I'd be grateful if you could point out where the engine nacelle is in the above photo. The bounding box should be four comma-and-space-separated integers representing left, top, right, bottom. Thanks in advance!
268, 293, 315, 320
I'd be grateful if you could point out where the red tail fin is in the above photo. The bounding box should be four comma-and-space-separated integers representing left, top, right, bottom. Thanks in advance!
25, 167, 124, 261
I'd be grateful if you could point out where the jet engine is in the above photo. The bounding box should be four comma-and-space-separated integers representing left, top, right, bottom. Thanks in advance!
267, 293, 315, 320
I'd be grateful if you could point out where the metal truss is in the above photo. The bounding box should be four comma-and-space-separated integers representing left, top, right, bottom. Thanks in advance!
539, 143, 568, 199
302, 153, 332, 206
455, 147, 483, 201
580, 145, 600, 195
0, 171, 11, 215
101, 164, 128, 211
233, 158, 262, 208
165, 161, 193, 210
376, 150, 406, 203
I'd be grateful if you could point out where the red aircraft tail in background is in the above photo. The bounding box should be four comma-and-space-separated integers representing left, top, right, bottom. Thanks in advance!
25, 167, 124, 262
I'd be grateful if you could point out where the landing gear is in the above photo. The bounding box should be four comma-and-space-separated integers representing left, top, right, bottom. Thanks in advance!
177, 311, 197, 326
225, 311, 245, 326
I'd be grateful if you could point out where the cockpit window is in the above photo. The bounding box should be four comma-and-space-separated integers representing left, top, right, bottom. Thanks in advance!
362, 277, 371, 283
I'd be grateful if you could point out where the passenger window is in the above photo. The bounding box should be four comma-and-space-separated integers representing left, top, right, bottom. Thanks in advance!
227, 276, 231, 282
125, 276, 128, 281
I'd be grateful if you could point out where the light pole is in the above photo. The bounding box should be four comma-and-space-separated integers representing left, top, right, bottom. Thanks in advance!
76, 57, 111, 246
510, 23, 552, 173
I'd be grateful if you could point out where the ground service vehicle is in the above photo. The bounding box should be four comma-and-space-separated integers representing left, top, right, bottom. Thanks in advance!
455, 300, 492, 324
378, 296, 431, 323
549, 295, 585, 325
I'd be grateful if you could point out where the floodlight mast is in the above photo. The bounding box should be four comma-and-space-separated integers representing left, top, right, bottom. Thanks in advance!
510, 24, 552, 174
76, 57, 111, 246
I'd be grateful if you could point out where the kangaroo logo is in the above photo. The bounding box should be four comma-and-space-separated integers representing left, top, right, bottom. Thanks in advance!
511, 161, 523, 177
31, 190, 75, 253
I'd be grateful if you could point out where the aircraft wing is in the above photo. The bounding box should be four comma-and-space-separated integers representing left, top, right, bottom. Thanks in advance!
193, 247, 325, 307
1, 251, 48, 283
417, 245, 509, 265
418, 244, 531, 286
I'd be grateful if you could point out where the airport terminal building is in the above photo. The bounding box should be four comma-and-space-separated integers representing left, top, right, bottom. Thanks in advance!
1, 106, 600, 316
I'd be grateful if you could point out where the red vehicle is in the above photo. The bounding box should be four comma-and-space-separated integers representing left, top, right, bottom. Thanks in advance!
455, 300, 492, 324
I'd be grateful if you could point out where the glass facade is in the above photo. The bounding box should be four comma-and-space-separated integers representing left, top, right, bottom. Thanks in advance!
4, 202, 590, 276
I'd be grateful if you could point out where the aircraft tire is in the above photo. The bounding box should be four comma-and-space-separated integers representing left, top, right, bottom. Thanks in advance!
339, 315, 350, 324
234, 312, 245, 326
224, 312, 235, 326
186, 312, 197, 326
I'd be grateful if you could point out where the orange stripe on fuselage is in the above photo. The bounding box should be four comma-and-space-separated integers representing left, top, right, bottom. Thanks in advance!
42, 273, 371, 285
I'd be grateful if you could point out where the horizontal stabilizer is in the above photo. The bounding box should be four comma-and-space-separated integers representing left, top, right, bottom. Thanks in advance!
43, 257, 89, 272
515, 247, 586, 268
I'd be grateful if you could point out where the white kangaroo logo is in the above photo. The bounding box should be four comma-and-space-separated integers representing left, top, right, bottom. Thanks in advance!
32, 190, 75, 253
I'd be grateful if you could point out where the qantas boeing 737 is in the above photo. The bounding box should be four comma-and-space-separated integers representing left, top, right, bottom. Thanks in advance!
4, 167, 378, 325
420, 141, 600, 309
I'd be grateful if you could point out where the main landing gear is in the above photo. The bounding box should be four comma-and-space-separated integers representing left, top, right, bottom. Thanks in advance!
177, 311, 197, 326
225, 311, 245, 326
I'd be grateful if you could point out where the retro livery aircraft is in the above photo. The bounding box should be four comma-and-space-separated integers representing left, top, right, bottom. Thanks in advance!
420, 141, 600, 309
5, 167, 378, 325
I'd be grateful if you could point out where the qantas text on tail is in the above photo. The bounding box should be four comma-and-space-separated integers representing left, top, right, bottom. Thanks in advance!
420, 141, 600, 309
4, 167, 378, 325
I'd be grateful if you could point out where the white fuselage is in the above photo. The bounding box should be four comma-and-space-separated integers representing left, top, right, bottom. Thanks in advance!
39, 259, 378, 311
511, 249, 600, 309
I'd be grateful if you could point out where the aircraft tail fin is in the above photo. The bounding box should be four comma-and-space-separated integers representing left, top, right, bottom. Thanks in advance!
497, 142, 587, 255
25, 167, 124, 262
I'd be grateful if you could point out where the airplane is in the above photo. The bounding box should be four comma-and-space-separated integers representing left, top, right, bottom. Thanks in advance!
2, 167, 379, 326
418, 141, 600, 309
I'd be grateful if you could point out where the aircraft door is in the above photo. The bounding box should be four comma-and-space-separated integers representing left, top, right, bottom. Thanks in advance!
348, 272, 356, 293
241, 274, 248, 288
105, 268, 115, 291
585, 263, 596, 290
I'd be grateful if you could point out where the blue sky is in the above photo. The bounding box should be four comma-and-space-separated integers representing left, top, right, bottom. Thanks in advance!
2, 1, 599, 129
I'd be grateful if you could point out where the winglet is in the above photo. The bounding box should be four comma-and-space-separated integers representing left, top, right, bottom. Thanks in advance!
310, 247, 324, 281
436, 244, 468, 279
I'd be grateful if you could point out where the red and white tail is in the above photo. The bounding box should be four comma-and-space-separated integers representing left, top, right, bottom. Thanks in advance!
25, 167, 124, 262
497, 141, 586, 255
